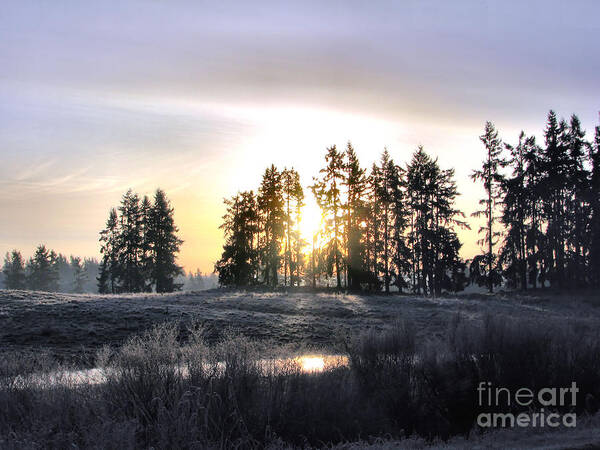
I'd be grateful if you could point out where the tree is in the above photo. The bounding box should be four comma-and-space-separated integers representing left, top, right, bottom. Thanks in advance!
215, 191, 260, 286
3, 250, 26, 289
118, 189, 144, 292
590, 121, 600, 286
258, 165, 285, 287
99, 207, 120, 293
500, 132, 532, 290
471, 121, 506, 293
406, 147, 467, 295
70, 256, 87, 293
312, 146, 345, 289
343, 142, 368, 291
147, 189, 184, 293
281, 168, 304, 286
541, 111, 570, 288
27, 245, 58, 292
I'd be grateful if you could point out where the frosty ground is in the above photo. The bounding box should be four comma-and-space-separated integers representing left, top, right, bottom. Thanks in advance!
2, 288, 599, 365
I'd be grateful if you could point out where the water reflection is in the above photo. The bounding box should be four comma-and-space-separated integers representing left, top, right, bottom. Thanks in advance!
9, 354, 348, 388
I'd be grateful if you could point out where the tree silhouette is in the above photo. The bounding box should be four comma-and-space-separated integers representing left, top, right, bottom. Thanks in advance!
312, 146, 345, 289
471, 121, 506, 293
2, 250, 26, 290
215, 191, 260, 286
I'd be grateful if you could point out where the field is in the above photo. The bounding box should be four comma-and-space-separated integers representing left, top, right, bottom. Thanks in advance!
2, 289, 600, 448
2, 288, 600, 364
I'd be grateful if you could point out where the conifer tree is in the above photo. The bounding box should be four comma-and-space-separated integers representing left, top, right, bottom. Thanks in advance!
471, 121, 506, 292
147, 189, 183, 293
70, 256, 87, 293
27, 245, 58, 292
2, 250, 26, 290
590, 122, 600, 286
311, 146, 345, 289
99, 207, 120, 293
215, 191, 260, 286
258, 165, 285, 287
118, 189, 144, 292
343, 142, 367, 291
282, 168, 303, 286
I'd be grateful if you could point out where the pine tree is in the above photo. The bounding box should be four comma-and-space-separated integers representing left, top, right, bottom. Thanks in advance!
118, 189, 144, 292
343, 142, 367, 291
407, 147, 467, 295
99, 207, 120, 293
541, 111, 570, 288
2, 250, 26, 289
258, 165, 285, 287
311, 146, 345, 289
27, 245, 57, 292
147, 189, 183, 293
140, 195, 154, 292
70, 256, 87, 293
215, 191, 260, 286
471, 121, 506, 293
501, 132, 531, 290
282, 168, 303, 287
590, 121, 600, 286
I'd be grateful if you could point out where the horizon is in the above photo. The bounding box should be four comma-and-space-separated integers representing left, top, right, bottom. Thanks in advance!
1, 1, 599, 273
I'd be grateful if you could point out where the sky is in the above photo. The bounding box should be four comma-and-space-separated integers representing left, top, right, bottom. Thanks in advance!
1, 0, 599, 273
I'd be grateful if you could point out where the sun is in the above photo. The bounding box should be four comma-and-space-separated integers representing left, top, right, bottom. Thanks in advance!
299, 196, 323, 245
298, 356, 325, 373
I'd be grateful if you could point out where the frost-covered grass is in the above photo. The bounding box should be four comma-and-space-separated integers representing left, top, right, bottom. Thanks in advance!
2, 288, 600, 366
1, 312, 600, 448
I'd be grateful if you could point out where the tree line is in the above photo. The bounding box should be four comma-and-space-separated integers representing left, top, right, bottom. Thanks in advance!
98, 188, 183, 293
471, 111, 600, 292
216, 110, 600, 293
215, 145, 467, 294
2, 246, 99, 293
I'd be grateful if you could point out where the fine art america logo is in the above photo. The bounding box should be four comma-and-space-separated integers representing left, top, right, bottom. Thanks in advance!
477, 382, 578, 428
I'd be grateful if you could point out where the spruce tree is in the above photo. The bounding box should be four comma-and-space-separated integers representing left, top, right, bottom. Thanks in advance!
70, 256, 87, 293
258, 165, 285, 287
147, 189, 183, 293
27, 245, 57, 292
282, 168, 303, 287
471, 121, 506, 293
2, 250, 26, 290
118, 189, 144, 292
343, 142, 367, 291
590, 122, 600, 286
215, 191, 260, 286
99, 207, 120, 293
311, 146, 345, 289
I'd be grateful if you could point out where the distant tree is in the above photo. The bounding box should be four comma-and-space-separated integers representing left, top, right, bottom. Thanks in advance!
70, 256, 87, 293
147, 189, 183, 293
27, 245, 58, 292
2, 250, 26, 289
99, 207, 120, 293
82, 258, 100, 293
471, 121, 506, 293
312, 146, 345, 289
215, 191, 260, 286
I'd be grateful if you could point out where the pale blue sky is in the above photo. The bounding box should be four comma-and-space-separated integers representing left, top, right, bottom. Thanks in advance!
1, 1, 598, 271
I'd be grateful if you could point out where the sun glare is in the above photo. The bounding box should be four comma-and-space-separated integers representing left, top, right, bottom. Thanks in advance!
299, 196, 323, 245
298, 356, 325, 373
